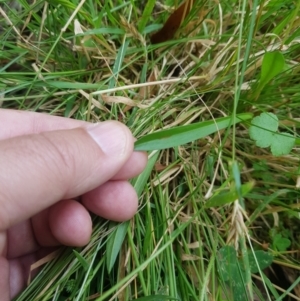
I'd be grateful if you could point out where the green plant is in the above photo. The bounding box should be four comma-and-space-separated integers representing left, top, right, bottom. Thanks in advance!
1, 0, 299, 300
249, 112, 295, 156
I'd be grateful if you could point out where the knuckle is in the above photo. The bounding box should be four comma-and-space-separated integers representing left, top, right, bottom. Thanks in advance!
38, 132, 78, 192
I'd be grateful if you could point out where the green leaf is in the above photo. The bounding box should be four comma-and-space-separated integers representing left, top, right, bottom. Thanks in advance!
135, 113, 252, 151
217, 247, 273, 301
132, 152, 159, 197
108, 39, 130, 89
248, 251, 273, 273
217, 246, 247, 301
272, 233, 291, 251
249, 113, 295, 156
249, 112, 278, 148
258, 51, 285, 91
138, 0, 156, 33
106, 221, 129, 273
218, 247, 273, 301
205, 181, 254, 208
217, 246, 239, 282
272, 10, 295, 36
47, 81, 105, 89
73, 250, 90, 272
270, 132, 295, 156
78, 28, 126, 36
134, 296, 179, 301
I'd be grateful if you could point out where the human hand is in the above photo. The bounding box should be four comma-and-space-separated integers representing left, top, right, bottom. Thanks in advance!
0, 109, 148, 300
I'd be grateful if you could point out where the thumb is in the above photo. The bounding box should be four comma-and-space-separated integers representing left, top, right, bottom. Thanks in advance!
0, 121, 134, 230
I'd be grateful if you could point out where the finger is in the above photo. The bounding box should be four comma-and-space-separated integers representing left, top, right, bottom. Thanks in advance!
6, 220, 38, 258
82, 181, 138, 221
0, 109, 148, 181
32, 200, 92, 247
49, 200, 92, 246
9, 254, 38, 299
0, 257, 9, 301
0, 121, 133, 230
31, 209, 57, 247
112, 151, 148, 180
8, 248, 56, 299
0, 109, 86, 140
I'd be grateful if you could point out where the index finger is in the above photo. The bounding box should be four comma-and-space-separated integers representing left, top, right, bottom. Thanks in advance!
0, 109, 87, 140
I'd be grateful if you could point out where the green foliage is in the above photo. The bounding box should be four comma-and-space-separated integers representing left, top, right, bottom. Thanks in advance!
270, 227, 292, 252
259, 51, 285, 90
272, 233, 291, 252
249, 112, 295, 156
217, 246, 273, 279
134, 296, 179, 301
73, 249, 89, 272
138, 0, 156, 33
3, 0, 300, 300
247, 250, 274, 273
205, 181, 254, 208
106, 221, 129, 273
254, 51, 285, 99
249, 113, 278, 148
217, 246, 273, 301
65, 279, 76, 293
106, 152, 160, 273
135, 113, 252, 151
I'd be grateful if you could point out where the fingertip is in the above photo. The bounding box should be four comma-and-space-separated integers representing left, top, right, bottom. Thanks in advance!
112, 151, 148, 180
48, 200, 92, 246
82, 181, 138, 222
86, 121, 134, 158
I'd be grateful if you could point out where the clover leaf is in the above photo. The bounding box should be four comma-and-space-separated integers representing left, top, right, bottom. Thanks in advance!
271, 132, 295, 156
249, 112, 295, 156
249, 113, 278, 148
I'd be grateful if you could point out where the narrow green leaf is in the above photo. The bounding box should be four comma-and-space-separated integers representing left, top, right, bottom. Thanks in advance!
134, 296, 179, 301
205, 181, 254, 208
77, 28, 125, 36
261, 272, 281, 300
73, 250, 89, 272
134, 113, 252, 151
142, 24, 163, 35
106, 221, 129, 273
132, 151, 160, 197
272, 10, 294, 36
108, 40, 129, 89
47, 81, 105, 89
232, 161, 242, 200
257, 51, 285, 92
138, 0, 156, 33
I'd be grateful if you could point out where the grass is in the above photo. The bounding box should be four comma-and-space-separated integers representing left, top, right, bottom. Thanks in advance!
1, 0, 300, 300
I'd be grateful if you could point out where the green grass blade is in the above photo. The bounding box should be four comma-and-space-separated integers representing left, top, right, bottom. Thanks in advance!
73, 250, 89, 272
138, 0, 156, 33
106, 221, 129, 273
105, 152, 159, 273
255, 51, 285, 98
132, 151, 160, 197
205, 181, 254, 208
134, 296, 179, 301
134, 113, 253, 151
108, 40, 130, 89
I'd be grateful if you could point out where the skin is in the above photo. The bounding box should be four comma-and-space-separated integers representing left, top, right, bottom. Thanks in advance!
0, 109, 148, 300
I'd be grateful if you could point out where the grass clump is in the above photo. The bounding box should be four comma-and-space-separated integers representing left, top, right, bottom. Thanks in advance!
1, 0, 300, 300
